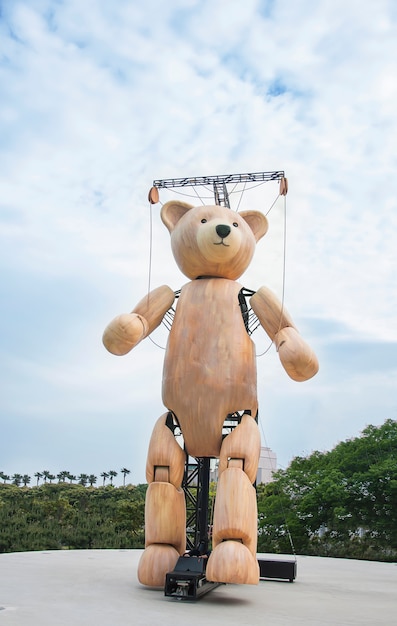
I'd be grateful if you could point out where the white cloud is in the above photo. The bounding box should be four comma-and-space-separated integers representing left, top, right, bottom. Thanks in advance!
1, 0, 396, 480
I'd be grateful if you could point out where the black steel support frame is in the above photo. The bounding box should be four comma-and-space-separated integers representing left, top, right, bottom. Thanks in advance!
153, 171, 285, 188
153, 170, 285, 208
182, 412, 243, 553
165, 457, 215, 599
183, 457, 211, 553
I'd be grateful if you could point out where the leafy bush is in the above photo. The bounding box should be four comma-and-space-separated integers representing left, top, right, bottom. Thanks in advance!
0, 483, 146, 553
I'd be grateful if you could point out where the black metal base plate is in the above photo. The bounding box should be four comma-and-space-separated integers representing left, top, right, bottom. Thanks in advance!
164, 556, 221, 600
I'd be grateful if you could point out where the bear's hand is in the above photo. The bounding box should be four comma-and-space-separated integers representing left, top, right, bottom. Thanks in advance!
102, 313, 149, 356
274, 326, 319, 382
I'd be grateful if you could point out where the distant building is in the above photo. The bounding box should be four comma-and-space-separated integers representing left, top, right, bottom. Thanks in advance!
209, 446, 277, 485
256, 446, 277, 484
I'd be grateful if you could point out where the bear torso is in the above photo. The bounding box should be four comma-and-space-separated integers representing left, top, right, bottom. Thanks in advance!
162, 278, 258, 457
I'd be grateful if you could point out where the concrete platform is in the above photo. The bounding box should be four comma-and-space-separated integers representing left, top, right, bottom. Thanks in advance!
0, 550, 396, 625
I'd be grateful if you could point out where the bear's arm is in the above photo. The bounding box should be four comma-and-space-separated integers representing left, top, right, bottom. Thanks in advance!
250, 286, 319, 382
103, 285, 175, 356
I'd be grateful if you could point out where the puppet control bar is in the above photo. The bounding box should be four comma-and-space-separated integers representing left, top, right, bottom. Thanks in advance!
148, 170, 288, 208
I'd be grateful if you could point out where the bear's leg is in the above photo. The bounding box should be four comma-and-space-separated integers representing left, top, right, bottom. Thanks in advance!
137, 412, 186, 587
206, 414, 261, 585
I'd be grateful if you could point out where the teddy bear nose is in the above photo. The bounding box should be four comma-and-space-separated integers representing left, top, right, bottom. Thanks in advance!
216, 224, 231, 239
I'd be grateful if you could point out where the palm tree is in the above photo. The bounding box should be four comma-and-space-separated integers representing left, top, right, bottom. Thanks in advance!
34, 471, 42, 486
57, 471, 68, 483
48, 473, 55, 484
101, 471, 109, 486
42, 470, 51, 484
22, 474, 31, 487
88, 474, 97, 487
78, 473, 88, 487
108, 470, 118, 486
66, 472, 76, 483
0, 472, 10, 484
120, 468, 131, 487
12, 473, 23, 486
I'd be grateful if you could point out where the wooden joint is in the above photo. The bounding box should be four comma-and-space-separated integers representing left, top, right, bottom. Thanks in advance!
276, 339, 286, 352
227, 458, 244, 471
154, 466, 170, 482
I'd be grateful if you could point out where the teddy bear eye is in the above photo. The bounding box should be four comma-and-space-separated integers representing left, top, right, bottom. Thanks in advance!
232, 222, 238, 227
201, 218, 207, 224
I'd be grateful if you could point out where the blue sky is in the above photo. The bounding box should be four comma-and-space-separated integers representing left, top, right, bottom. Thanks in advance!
1, 0, 396, 485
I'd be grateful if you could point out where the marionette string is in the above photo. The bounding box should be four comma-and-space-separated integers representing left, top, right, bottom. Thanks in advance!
258, 416, 297, 559
147, 201, 167, 350
256, 191, 287, 358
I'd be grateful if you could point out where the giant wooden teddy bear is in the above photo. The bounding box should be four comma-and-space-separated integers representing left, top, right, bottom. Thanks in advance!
103, 199, 318, 586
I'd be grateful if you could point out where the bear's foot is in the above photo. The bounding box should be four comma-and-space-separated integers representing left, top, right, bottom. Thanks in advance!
206, 541, 259, 585
137, 544, 180, 587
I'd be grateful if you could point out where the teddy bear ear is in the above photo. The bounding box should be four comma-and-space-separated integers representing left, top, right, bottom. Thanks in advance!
161, 200, 194, 233
239, 210, 269, 242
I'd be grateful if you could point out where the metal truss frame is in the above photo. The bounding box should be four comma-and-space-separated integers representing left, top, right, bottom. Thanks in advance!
153, 170, 285, 208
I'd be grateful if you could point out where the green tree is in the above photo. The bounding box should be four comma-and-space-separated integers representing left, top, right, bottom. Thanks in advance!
108, 471, 118, 486
78, 474, 89, 487
120, 468, 131, 487
22, 474, 31, 487
12, 474, 23, 487
0, 472, 10, 484
100, 472, 109, 486
257, 419, 397, 561
88, 474, 97, 487
34, 472, 42, 486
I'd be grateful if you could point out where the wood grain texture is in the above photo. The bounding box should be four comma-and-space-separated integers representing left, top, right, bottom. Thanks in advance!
146, 414, 186, 488
144, 482, 186, 554
211, 467, 258, 555
250, 286, 319, 381
162, 278, 258, 457
218, 414, 261, 483
102, 313, 148, 355
206, 540, 259, 585
102, 285, 174, 356
279, 177, 288, 195
276, 326, 319, 381
131, 285, 175, 333
162, 203, 261, 280
153, 467, 169, 482
137, 543, 180, 587
148, 186, 159, 204
250, 285, 296, 339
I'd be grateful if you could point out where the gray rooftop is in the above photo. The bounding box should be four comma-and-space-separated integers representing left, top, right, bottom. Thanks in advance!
1, 550, 396, 625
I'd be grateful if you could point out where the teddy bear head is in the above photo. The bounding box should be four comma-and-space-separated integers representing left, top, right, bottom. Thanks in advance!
161, 200, 268, 280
